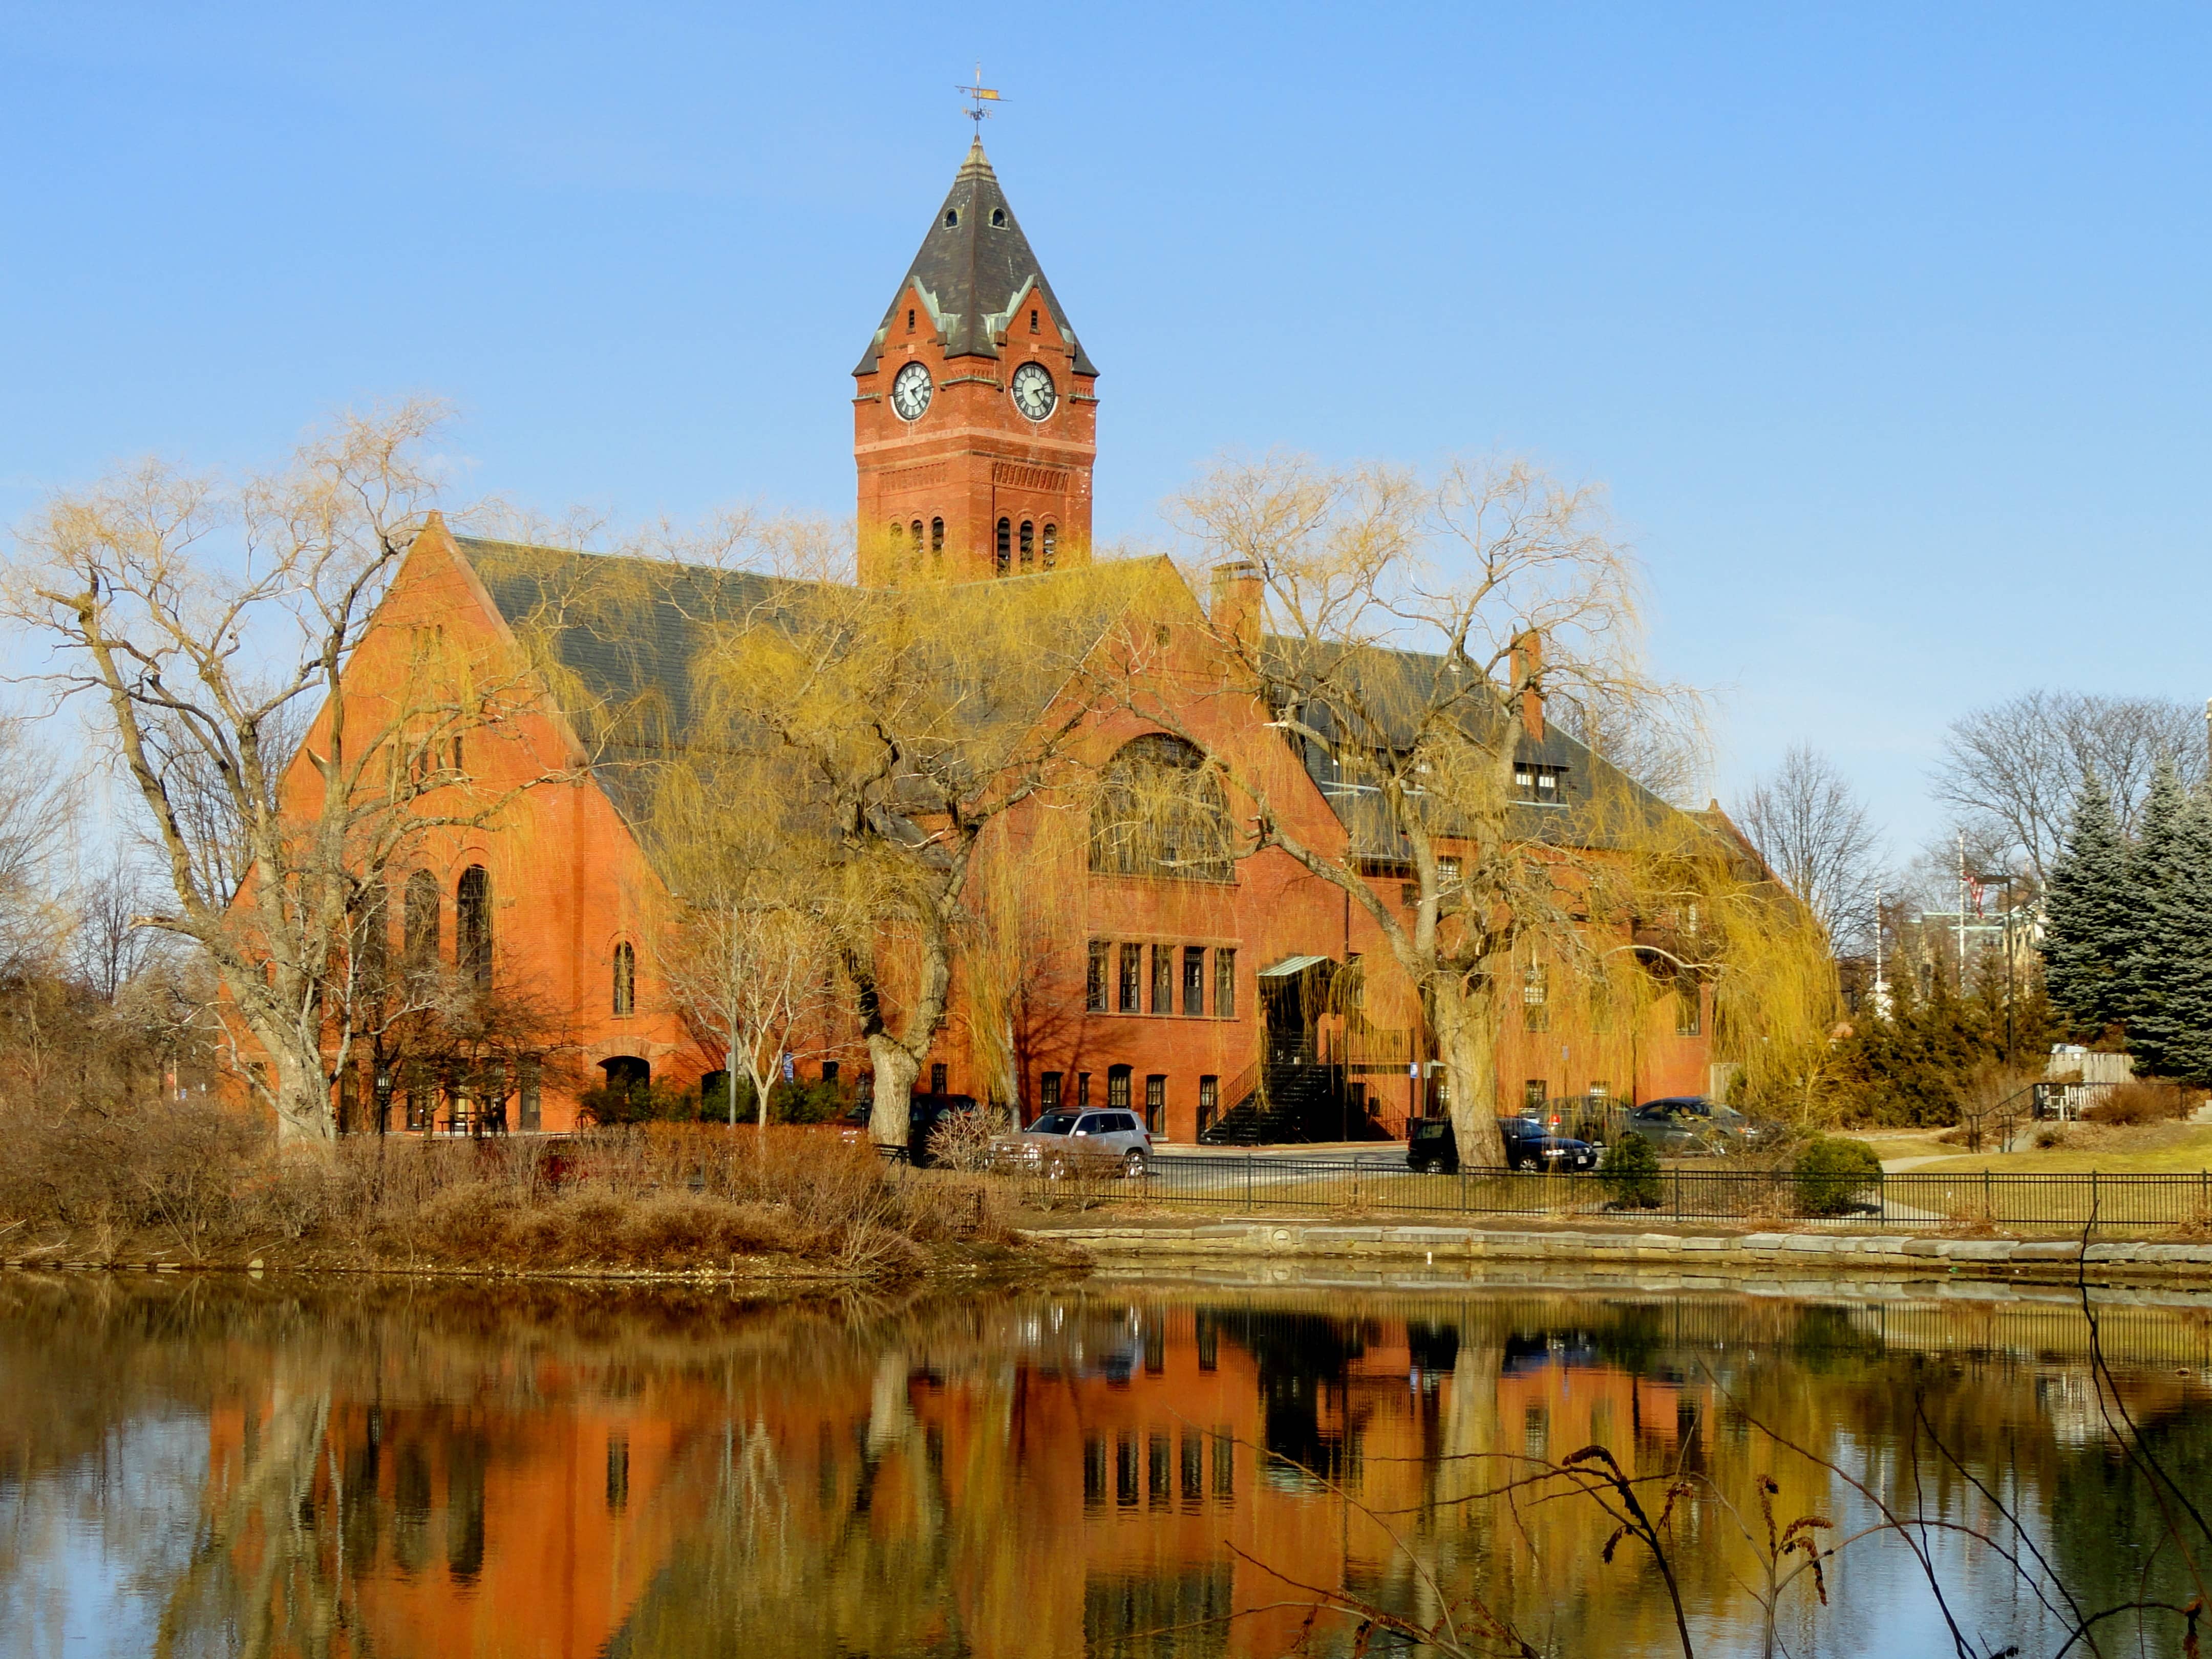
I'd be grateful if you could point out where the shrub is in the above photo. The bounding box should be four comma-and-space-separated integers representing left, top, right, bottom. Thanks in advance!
1794, 1136, 1883, 1217
1599, 1135, 1663, 1209
2083, 1079, 2190, 1126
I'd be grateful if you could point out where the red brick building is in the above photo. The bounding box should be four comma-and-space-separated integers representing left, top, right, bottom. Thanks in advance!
310, 142, 1719, 1140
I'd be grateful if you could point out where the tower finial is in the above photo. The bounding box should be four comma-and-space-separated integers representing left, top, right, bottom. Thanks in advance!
955, 64, 1003, 131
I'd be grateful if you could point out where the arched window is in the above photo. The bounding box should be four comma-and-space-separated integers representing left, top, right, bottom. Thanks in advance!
990, 206, 1007, 227
995, 517, 1011, 575
612, 942, 636, 1017
909, 518, 923, 554
930, 517, 944, 555
1041, 523, 1057, 568
943, 208, 959, 228
403, 870, 440, 967
1089, 733, 1235, 882
1019, 520, 1034, 570
456, 865, 491, 990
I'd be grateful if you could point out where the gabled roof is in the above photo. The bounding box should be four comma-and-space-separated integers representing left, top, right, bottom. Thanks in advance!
1262, 636, 1689, 858
454, 535, 1175, 833
853, 140, 1098, 377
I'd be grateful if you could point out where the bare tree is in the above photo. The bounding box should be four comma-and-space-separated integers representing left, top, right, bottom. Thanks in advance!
1734, 745, 1885, 954
1118, 453, 1709, 1166
651, 752, 841, 1142
0, 715, 74, 983
3, 403, 569, 1140
1932, 690, 2209, 888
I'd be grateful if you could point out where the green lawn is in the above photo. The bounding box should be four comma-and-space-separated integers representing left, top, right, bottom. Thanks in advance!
1912, 1122, 2212, 1176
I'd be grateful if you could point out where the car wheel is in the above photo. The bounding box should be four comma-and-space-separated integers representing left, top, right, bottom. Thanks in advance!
1123, 1150, 1148, 1178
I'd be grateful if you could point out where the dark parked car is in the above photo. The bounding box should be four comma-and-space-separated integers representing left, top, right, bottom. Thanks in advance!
1620, 1096, 1764, 1157
1405, 1117, 1598, 1174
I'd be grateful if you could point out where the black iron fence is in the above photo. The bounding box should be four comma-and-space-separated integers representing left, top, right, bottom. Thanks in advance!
1015, 1153, 2212, 1232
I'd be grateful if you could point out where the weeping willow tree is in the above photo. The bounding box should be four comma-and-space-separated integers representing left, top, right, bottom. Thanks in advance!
1097, 453, 1726, 1165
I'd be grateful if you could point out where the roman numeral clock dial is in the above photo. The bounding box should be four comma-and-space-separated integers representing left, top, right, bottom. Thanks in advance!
891, 361, 933, 421
1010, 361, 1056, 421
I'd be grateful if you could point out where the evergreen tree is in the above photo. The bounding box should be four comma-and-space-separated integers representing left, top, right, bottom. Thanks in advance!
2129, 783, 2212, 1082
2040, 773, 2132, 1035
2120, 758, 2186, 1029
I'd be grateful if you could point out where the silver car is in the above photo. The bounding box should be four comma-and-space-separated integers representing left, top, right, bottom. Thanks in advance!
1014, 1109, 1152, 1176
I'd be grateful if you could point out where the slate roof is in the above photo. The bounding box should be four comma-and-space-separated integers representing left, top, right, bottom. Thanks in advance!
853, 140, 1098, 378
1263, 637, 1688, 859
455, 535, 1175, 833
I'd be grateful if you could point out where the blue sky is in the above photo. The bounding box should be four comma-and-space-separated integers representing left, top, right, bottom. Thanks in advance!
4, 3, 2207, 856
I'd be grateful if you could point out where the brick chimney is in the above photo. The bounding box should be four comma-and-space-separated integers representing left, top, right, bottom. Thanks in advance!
1511, 628, 1544, 742
1209, 560, 1262, 654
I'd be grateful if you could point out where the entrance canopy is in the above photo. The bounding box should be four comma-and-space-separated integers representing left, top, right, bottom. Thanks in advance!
1258, 954, 1333, 979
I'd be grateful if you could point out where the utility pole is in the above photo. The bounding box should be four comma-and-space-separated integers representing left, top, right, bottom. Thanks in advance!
1956, 830, 1969, 994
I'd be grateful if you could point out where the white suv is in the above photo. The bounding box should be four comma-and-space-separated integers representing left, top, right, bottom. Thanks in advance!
1015, 1109, 1152, 1175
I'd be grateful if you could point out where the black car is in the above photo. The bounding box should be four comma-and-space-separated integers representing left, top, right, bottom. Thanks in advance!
1405, 1117, 1599, 1174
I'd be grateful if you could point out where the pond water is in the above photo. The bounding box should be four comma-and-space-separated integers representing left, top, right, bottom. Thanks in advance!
1, 1267, 2207, 1658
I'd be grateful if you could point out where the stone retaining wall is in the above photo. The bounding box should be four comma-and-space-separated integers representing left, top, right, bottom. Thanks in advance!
1032, 1221, 2212, 1285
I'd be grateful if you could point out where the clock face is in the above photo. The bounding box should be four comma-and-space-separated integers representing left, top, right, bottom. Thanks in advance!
890, 361, 933, 421
1010, 361, 1057, 421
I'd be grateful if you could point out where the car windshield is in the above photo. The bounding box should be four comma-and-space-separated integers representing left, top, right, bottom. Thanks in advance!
1027, 1113, 1080, 1135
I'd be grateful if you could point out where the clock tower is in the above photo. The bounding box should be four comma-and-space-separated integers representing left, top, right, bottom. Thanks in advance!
853, 140, 1098, 586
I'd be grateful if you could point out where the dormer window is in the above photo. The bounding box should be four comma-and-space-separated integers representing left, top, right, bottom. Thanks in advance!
1514, 763, 1568, 803
943, 209, 959, 228
990, 206, 1007, 227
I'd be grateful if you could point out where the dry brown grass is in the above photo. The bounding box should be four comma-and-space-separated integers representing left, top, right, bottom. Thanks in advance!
0, 1104, 1016, 1278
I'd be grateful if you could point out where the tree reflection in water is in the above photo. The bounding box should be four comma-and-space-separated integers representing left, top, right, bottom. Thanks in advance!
0, 1275, 2205, 1657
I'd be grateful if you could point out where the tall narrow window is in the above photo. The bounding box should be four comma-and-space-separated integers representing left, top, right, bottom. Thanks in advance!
1198, 1075, 1219, 1134
1118, 944, 1142, 1013
1041, 523, 1057, 568
1182, 946, 1205, 1016
1108, 1066, 1132, 1113
1214, 947, 1237, 1019
1019, 520, 1034, 570
1522, 962, 1548, 1032
930, 516, 944, 555
1523, 1078, 1548, 1113
1077, 1072, 1091, 1109
1087, 941, 1110, 1011
930, 1062, 948, 1094
1675, 976, 1702, 1036
888, 521, 900, 550
1144, 1074, 1165, 1132
1029, 307, 1039, 331
909, 518, 924, 554
403, 870, 440, 968
519, 1058, 541, 1132
995, 517, 1011, 575
612, 942, 635, 1016
906, 307, 916, 331
456, 865, 491, 990
1151, 945, 1172, 1013
1040, 1072, 1062, 1113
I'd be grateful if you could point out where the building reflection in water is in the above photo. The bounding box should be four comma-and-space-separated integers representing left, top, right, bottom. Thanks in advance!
5, 1280, 2208, 1658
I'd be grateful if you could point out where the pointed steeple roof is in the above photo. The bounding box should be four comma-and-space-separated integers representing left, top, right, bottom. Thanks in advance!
854, 140, 1098, 378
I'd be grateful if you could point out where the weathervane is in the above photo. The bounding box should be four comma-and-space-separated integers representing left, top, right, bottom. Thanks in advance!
955, 64, 1004, 130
